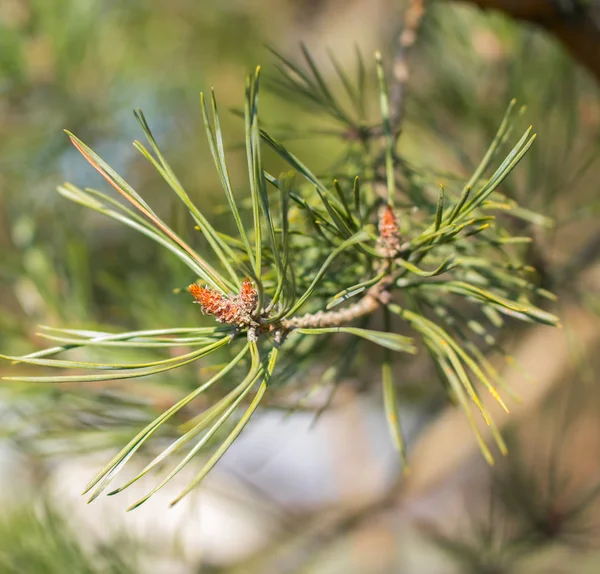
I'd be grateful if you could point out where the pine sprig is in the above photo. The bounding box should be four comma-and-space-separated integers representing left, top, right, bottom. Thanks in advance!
1, 49, 559, 507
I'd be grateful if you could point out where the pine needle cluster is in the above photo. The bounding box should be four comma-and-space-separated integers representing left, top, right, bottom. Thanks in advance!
1, 47, 559, 509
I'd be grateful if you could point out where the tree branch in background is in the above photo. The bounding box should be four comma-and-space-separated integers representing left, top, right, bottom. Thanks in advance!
557, 228, 600, 285
450, 0, 600, 83
390, 0, 426, 134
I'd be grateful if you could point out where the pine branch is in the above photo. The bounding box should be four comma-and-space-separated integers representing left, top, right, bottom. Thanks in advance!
280, 276, 390, 330
1, 50, 560, 506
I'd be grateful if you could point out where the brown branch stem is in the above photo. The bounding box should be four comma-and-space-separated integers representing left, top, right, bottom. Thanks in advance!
390, 0, 426, 134
278, 271, 397, 331
280, 291, 381, 330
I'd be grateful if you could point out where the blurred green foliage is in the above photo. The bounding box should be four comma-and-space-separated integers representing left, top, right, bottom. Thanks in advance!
0, 0, 599, 571
0, 0, 271, 352
0, 504, 137, 573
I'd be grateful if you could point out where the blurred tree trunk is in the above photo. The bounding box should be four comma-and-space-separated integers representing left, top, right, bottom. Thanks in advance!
450, 0, 600, 82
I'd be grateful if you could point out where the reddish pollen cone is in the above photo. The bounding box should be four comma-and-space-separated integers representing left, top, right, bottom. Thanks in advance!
239, 278, 258, 313
379, 205, 398, 238
188, 278, 257, 326
378, 204, 401, 253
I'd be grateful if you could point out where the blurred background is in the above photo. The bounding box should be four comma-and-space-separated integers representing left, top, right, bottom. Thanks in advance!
0, 0, 599, 572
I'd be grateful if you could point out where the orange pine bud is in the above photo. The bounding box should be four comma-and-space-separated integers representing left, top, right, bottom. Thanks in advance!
188, 279, 257, 326
378, 204, 401, 254
379, 205, 398, 238
238, 277, 258, 313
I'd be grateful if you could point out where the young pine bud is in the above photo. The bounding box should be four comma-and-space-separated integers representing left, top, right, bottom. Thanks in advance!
378, 204, 401, 255
188, 278, 257, 326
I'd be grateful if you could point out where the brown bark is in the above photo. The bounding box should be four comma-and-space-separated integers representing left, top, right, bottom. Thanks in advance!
450, 0, 600, 83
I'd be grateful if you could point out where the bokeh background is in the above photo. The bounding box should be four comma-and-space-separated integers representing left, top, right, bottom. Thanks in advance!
1, 0, 599, 572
